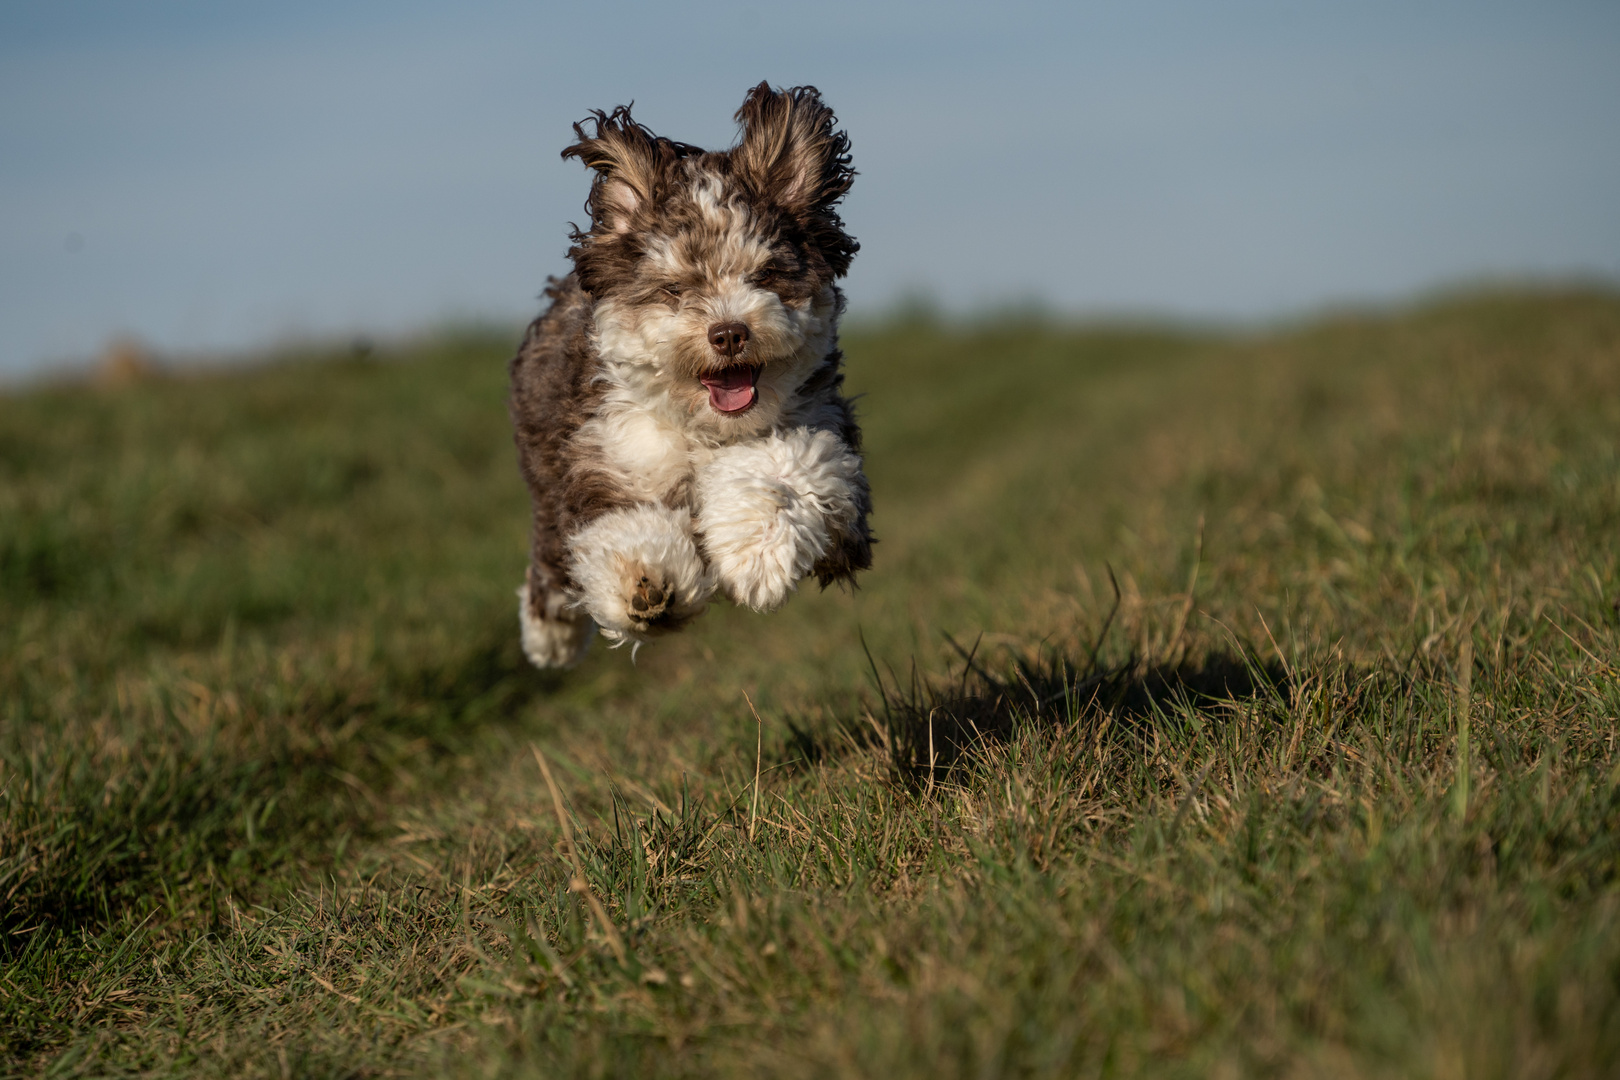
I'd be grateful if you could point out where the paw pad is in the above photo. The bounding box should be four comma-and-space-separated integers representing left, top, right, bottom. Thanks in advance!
629, 574, 669, 623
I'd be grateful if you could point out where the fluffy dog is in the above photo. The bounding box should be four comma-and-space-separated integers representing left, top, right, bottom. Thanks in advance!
509, 83, 873, 668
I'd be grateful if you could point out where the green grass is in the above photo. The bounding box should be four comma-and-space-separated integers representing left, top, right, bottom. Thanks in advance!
2, 287, 1618, 1077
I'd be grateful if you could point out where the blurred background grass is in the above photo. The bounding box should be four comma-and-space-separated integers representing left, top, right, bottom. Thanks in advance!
2, 286, 1618, 1076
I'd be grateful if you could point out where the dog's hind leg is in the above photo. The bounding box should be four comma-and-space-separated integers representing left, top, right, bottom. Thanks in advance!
566, 504, 712, 648
518, 511, 595, 669
518, 578, 594, 670
515, 460, 594, 669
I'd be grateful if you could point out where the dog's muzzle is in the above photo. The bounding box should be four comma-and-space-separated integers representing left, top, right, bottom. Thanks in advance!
703, 321, 759, 412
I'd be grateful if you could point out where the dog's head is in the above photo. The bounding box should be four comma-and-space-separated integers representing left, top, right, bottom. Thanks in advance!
562, 83, 857, 435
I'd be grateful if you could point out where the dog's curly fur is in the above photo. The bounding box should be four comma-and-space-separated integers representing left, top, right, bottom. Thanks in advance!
509, 83, 873, 668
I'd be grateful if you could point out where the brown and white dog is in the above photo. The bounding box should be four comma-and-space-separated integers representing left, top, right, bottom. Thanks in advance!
509, 83, 873, 668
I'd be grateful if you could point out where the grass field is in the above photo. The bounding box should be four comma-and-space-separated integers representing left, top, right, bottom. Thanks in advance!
3, 287, 1618, 1078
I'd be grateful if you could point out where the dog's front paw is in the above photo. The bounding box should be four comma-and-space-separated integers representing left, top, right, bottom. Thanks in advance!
696, 428, 864, 612
566, 504, 712, 645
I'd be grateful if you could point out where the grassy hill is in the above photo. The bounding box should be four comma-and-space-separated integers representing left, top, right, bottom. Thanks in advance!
3, 288, 1618, 1077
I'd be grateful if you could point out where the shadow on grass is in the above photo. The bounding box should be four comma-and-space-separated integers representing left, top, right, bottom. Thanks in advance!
783, 635, 1289, 788
0, 616, 567, 946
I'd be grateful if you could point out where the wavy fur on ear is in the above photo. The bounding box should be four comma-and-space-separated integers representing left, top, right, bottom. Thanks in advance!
561, 105, 701, 230
732, 83, 859, 277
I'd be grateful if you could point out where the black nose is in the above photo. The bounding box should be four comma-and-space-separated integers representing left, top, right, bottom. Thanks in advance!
707, 322, 749, 356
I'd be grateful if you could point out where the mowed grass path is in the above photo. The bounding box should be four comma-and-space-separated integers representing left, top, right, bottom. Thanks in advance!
2, 289, 1618, 1077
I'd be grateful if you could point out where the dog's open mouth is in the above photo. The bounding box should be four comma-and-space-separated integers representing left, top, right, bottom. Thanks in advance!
700, 365, 761, 413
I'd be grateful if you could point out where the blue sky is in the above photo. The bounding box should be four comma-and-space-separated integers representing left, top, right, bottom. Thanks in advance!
3, 0, 1618, 375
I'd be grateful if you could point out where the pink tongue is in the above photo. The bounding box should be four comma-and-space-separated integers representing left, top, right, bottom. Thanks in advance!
701, 367, 758, 413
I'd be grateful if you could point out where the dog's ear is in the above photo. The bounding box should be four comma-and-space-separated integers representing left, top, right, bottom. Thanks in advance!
732, 83, 854, 216
562, 106, 690, 233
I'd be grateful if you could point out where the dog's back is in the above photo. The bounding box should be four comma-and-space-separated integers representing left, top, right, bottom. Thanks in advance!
509, 276, 606, 660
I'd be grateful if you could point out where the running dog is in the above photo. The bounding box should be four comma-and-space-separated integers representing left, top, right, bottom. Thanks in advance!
510, 82, 872, 668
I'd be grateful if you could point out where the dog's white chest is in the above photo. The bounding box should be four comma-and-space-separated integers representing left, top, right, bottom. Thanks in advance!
580, 402, 692, 503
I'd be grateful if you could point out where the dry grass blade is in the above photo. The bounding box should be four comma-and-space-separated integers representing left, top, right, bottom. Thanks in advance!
1453, 642, 1473, 823
531, 743, 627, 964
1164, 513, 1204, 662
743, 690, 766, 843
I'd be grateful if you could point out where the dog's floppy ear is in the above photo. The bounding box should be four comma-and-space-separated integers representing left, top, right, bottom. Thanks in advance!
732, 83, 855, 216
562, 105, 692, 233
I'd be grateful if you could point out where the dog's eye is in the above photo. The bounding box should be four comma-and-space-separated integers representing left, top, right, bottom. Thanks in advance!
750, 267, 780, 287
659, 282, 684, 302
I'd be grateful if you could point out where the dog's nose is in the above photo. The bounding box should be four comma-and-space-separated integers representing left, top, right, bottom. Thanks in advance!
707, 322, 750, 357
